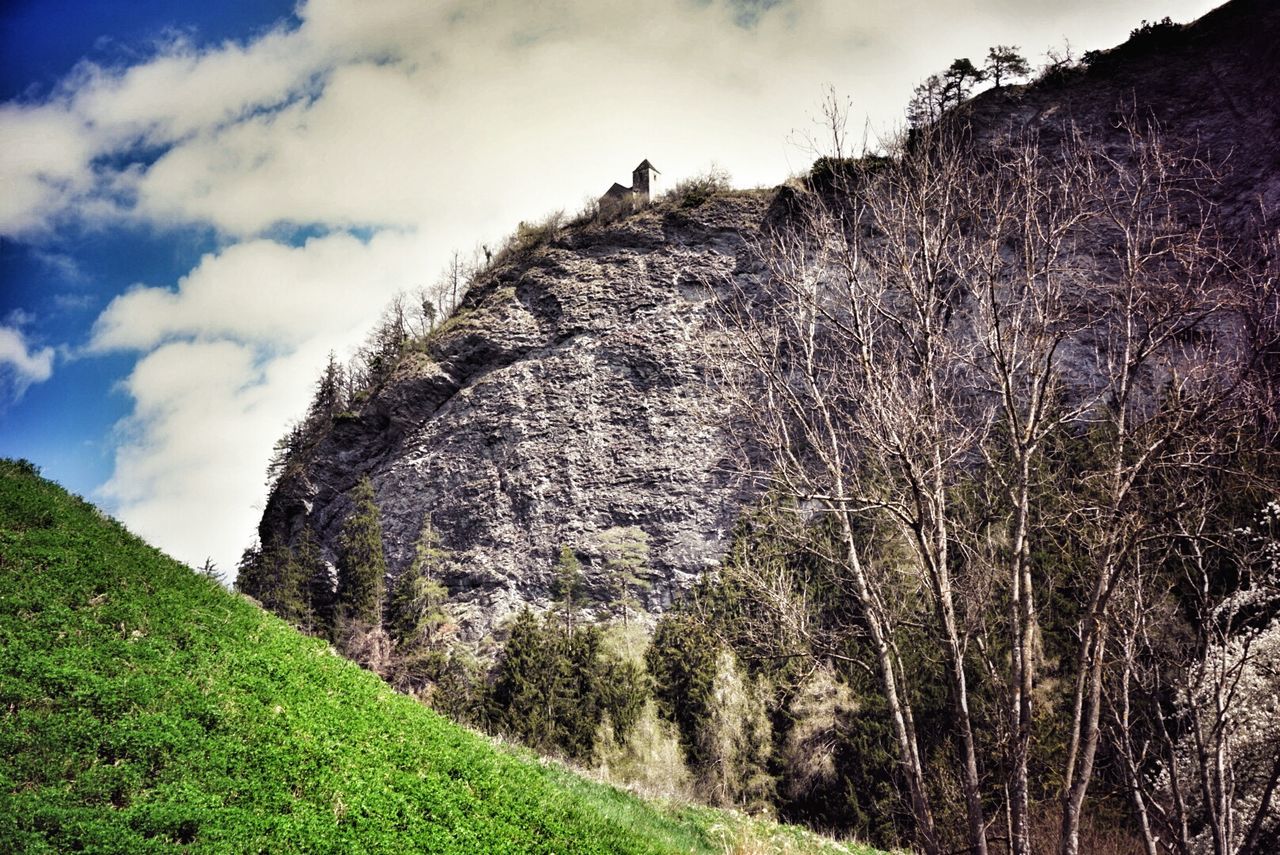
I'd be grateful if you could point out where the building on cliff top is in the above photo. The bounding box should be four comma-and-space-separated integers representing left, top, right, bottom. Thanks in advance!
600, 159, 660, 209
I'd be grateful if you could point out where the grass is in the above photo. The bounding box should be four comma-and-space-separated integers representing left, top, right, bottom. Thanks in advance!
0, 460, 876, 854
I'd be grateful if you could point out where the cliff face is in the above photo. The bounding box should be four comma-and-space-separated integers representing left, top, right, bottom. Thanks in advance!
261, 195, 773, 639
260, 0, 1280, 642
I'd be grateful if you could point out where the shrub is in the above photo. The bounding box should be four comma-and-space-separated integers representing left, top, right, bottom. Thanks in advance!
666, 166, 732, 209
0, 457, 40, 478
780, 665, 856, 802
514, 210, 563, 251
808, 155, 892, 191
334, 615, 394, 676
693, 648, 776, 812
488, 210, 565, 268
487, 610, 650, 763
593, 700, 692, 802
1129, 16, 1179, 42
595, 192, 644, 224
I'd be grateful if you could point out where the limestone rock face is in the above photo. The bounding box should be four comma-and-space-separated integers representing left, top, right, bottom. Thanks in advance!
259, 0, 1280, 644
260, 196, 772, 640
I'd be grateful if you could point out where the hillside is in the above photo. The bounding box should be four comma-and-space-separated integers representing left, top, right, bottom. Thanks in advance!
960, 0, 1280, 233
0, 459, 865, 854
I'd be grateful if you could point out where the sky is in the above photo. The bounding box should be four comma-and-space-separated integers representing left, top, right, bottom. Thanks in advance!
0, 0, 1224, 578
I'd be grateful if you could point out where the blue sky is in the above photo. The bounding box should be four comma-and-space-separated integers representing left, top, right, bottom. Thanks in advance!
0, 0, 1223, 576
0, 2, 296, 494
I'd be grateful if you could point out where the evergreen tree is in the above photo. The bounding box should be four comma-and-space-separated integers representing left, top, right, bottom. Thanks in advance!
594, 526, 652, 628
647, 610, 721, 767
907, 74, 947, 128
983, 45, 1030, 88
488, 609, 648, 762
388, 516, 450, 644
234, 541, 269, 600
258, 536, 307, 625
197, 557, 221, 583
551, 545, 583, 634
296, 526, 335, 635
305, 351, 344, 434
488, 608, 560, 750
942, 57, 985, 105
335, 476, 387, 626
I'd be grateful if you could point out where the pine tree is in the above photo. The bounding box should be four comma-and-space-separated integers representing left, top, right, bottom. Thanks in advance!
942, 57, 985, 105
907, 74, 947, 128
234, 542, 269, 599
388, 516, 450, 644
296, 526, 335, 635
595, 526, 651, 628
305, 351, 344, 434
551, 545, 583, 634
335, 476, 387, 626
237, 535, 303, 623
489, 608, 559, 750
984, 45, 1030, 89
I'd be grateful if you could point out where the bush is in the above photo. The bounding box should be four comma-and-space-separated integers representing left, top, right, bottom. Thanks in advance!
487, 610, 650, 763
593, 700, 692, 801
334, 616, 394, 676
808, 155, 892, 191
666, 167, 732, 209
595, 192, 644, 224
1129, 16, 1179, 42
489, 210, 565, 267
0, 457, 40, 478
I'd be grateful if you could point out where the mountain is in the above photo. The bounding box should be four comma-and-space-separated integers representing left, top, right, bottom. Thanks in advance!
257, 0, 1280, 645
0, 459, 860, 854
261, 192, 776, 641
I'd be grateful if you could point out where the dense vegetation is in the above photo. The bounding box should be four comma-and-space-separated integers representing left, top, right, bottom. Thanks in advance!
0, 459, 867, 854
698, 100, 1280, 855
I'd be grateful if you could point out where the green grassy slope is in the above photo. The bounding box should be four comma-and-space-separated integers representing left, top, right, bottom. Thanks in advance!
0, 460, 870, 854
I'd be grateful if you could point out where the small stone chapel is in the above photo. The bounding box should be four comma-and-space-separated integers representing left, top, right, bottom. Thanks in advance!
600, 159, 660, 207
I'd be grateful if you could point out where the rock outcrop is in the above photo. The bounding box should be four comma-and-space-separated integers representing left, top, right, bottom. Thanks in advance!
261, 195, 773, 640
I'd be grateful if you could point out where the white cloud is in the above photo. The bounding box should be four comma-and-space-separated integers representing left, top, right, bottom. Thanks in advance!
2, 0, 1227, 240
89, 229, 434, 352
67, 28, 314, 145
0, 0, 1227, 573
0, 103, 97, 235
0, 325, 55, 400
100, 339, 286, 570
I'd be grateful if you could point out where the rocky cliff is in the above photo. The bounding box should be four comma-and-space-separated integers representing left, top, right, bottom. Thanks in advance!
259, 0, 1279, 643
261, 194, 775, 640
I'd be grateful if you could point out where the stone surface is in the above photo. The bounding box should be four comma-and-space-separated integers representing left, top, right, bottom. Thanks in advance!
261, 195, 773, 640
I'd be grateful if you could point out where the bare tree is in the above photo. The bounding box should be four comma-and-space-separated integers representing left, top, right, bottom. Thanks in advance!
1055, 119, 1238, 855
712, 115, 992, 854
711, 184, 936, 855
711, 102, 1255, 854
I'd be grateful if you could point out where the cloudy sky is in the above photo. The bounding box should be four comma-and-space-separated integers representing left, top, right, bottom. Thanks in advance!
0, 0, 1222, 577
